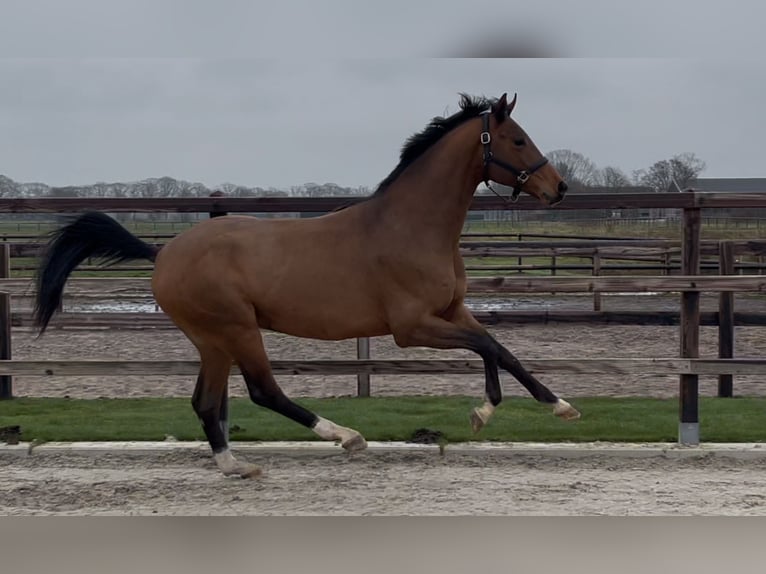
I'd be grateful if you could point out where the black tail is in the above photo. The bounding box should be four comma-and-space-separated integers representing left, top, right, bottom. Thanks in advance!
34, 212, 159, 334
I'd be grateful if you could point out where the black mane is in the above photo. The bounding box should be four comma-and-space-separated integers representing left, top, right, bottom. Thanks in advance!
372, 94, 494, 195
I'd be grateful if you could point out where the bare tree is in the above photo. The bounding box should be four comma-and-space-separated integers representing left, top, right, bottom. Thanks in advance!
303, 182, 323, 197
217, 183, 241, 195
634, 153, 706, 192
596, 166, 632, 188
0, 175, 18, 197
91, 182, 114, 197
546, 149, 599, 188
293, 182, 359, 197
48, 186, 83, 198
156, 176, 179, 197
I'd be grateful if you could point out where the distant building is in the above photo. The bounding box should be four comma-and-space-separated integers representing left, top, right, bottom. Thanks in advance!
473, 184, 661, 222
682, 177, 766, 193
577, 185, 660, 220
678, 177, 766, 219
470, 178, 766, 225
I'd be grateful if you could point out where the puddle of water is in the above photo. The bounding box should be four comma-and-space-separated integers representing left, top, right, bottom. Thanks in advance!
56, 294, 675, 314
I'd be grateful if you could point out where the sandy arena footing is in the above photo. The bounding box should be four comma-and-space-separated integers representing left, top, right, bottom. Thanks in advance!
2, 441, 766, 516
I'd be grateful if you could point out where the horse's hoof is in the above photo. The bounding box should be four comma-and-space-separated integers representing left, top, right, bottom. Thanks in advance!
553, 399, 581, 421
470, 408, 486, 433
222, 463, 262, 479
342, 434, 368, 452
239, 464, 263, 479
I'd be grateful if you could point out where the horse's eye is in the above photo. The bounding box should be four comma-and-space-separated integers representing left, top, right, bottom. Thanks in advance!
514, 138, 526, 146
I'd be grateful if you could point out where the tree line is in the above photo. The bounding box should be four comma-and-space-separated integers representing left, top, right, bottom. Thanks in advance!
0, 150, 705, 199
547, 150, 706, 192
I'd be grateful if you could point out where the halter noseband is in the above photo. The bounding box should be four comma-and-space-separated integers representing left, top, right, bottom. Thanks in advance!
480, 109, 549, 202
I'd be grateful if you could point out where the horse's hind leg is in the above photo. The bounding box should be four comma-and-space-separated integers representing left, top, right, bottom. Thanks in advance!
219, 379, 229, 439
231, 326, 367, 453
192, 347, 262, 479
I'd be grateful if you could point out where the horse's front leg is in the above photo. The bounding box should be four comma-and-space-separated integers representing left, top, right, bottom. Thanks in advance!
390, 305, 580, 432
390, 310, 505, 432
490, 337, 580, 421
447, 306, 580, 422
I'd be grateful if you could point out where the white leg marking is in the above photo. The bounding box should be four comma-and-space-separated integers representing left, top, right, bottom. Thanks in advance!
471, 399, 496, 433
214, 449, 239, 474
312, 417, 367, 451
312, 416, 354, 442
213, 448, 262, 478
474, 401, 496, 424
553, 398, 581, 420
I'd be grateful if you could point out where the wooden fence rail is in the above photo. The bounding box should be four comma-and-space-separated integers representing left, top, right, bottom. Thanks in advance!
0, 191, 764, 212
2, 358, 766, 377
5, 237, 766, 254
9, 310, 766, 329
5, 237, 766, 288
3, 275, 766, 296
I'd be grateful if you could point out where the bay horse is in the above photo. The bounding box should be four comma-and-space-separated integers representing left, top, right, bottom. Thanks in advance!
34, 93, 579, 479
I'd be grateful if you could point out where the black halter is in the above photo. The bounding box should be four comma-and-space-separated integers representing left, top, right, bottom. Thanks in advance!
480, 110, 549, 202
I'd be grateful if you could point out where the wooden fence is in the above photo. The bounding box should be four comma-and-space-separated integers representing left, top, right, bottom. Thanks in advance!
5, 232, 766, 309
2, 192, 766, 445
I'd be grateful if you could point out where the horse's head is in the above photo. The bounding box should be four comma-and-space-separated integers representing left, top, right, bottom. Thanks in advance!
480, 93, 567, 206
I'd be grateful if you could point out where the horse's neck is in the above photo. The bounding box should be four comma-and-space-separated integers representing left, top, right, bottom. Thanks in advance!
373, 125, 482, 247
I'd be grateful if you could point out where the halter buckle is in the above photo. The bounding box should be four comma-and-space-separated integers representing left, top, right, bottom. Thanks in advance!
517, 171, 530, 185
480, 132, 491, 145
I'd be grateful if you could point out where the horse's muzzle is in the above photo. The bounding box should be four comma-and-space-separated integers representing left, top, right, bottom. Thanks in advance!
547, 181, 568, 206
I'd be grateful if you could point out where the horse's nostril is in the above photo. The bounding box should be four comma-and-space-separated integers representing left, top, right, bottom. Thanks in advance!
558, 181, 568, 194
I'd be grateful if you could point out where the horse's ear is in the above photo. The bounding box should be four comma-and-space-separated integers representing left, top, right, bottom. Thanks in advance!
491, 93, 508, 123
507, 92, 518, 115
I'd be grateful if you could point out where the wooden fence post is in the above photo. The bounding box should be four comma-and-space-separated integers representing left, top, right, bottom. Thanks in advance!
209, 190, 227, 219
0, 244, 11, 400
718, 241, 735, 398
356, 337, 370, 397
592, 253, 602, 311
208, 191, 229, 425
679, 207, 701, 444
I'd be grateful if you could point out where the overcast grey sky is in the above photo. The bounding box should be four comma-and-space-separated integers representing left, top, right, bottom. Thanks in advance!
1, 1, 765, 190
1, 58, 764, 189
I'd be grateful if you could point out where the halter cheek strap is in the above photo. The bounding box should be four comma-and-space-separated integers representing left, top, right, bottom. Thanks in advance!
480, 110, 549, 202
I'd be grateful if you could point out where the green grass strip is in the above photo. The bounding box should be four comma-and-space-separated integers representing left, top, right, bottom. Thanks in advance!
2, 396, 766, 444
